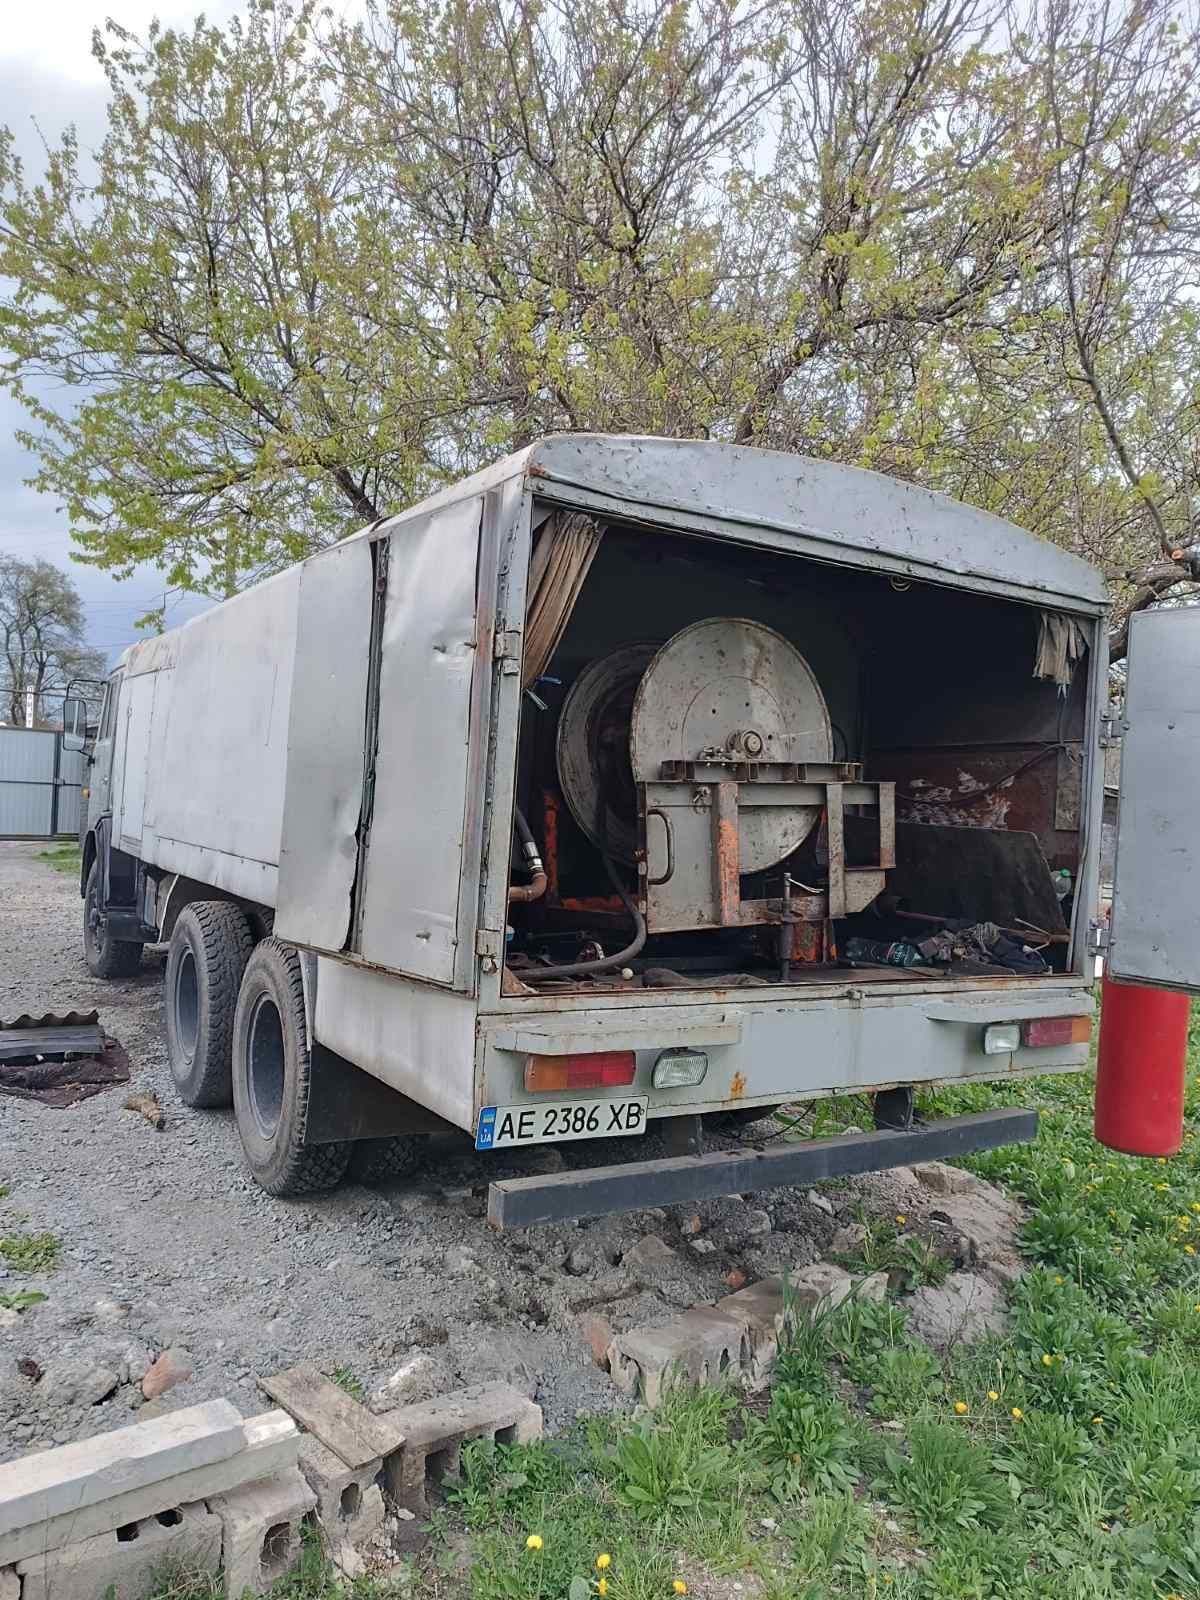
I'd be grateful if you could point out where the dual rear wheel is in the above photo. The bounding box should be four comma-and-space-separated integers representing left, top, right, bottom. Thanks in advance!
163, 907, 420, 1195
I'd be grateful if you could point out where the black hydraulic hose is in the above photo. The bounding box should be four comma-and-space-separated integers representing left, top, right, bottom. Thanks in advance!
509, 805, 548, 904
525, 853, 647, 980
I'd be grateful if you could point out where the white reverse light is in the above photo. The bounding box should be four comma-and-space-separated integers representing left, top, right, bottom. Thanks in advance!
652, 1049, 709, 1088
983, 1023, 1021, 1056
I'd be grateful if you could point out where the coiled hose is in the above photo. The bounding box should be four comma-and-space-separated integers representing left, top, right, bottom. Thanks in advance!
525, 852, 647, 980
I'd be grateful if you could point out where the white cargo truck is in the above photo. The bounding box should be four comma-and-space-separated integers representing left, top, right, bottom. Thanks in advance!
62, 436, 1200, 1226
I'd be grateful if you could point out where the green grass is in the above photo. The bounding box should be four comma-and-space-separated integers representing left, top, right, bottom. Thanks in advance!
0, 1230, 61, 1273
328, 1364, 366, 1402
37, 843, 81, 875
146, 1009, 1200, 1600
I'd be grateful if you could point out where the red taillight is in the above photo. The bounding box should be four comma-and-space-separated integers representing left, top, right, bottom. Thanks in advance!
524, 1051, 637, 1092
1021, 1016, 1092, 1048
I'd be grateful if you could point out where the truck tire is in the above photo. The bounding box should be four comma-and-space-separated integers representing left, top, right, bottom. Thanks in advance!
165, 902, 254, 1108
231, 938, 350, 1196
83, 861, 143, 980
347, 1137, 425, 1185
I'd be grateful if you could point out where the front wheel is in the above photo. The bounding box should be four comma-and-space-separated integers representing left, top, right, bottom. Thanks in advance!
83, 861, 143, 980
231, 938, 350, 1196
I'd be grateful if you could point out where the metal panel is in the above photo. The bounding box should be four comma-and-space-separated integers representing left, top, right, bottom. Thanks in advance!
273, 540, 374, 953
150, 566, 300, 900
363, 437, 1106, 610
312, 956, 477, 1130
358, 497, 484, 984
1109, 608, 1200, 992
114, 671, 156, 851
0, 729, 81, 838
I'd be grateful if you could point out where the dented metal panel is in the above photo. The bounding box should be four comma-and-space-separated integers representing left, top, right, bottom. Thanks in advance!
358, 497, 484, 984
274, 539, 374, 954
1109, 608, 1200, 992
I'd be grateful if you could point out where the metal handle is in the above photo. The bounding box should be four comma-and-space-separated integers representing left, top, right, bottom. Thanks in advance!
646, 807, 675, 885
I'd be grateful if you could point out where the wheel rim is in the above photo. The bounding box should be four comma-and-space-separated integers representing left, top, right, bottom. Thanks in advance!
247, 994, 286, 1139
174, 948, 199, 1063
85, 879, 104, 953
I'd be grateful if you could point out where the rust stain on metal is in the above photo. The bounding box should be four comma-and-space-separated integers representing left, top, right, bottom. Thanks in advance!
729, 1070, 747, 1101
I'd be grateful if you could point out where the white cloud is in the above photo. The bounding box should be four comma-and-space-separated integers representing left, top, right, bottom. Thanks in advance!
0, 2, 242, 83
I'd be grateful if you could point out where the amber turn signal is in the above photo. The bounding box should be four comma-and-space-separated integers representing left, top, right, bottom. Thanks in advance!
1021, 1016, 1091, 1048
524, 1051, 637, 1092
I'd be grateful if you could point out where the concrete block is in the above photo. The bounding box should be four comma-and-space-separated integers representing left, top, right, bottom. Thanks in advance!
297, 1438, 384, 1551
0, 1412, 300, 1567
207, 1468, 315, 1599
0, 1566, 17, 1600
715, 1277, 788, 1388
0, 1400, 244, 1539
608, 1308, 748, 1407
17, 1501, 220, 1600
258, 1363, 400, 1468
379, 1383, 542, 1513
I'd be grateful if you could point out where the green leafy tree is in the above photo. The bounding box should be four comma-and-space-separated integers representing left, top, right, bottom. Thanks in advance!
1, 0, 1198, 649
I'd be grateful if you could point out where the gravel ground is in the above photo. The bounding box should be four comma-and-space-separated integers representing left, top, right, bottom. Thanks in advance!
0, 842, 1021, 1464
0, 841, 850, 1460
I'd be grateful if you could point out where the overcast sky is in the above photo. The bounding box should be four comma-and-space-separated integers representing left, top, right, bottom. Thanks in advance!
0, 2, 243, 664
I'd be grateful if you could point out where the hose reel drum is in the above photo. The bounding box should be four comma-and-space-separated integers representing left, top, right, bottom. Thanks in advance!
556, 618, 895, 938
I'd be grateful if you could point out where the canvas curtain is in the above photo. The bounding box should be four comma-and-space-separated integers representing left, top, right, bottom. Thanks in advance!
521, 511, 604, 688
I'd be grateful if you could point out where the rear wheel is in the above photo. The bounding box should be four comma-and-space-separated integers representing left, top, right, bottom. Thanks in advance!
83, 861, 143, 980
347, 1136, 425, 1184
231, 938, 350, 1196
165, 902, 254, 1108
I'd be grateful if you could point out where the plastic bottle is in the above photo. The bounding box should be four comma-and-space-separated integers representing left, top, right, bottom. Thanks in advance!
843, 937, 924, 968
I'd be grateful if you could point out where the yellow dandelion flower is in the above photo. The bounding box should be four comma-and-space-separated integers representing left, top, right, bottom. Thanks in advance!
596, 1555, 612, 1570
954, 1400, 968, 1415
1011, 1407, 1023, 1420
1192, 1203, 1200, 1214
1186, 1245, 1196, 1255
1042, 1353, 1054, 1367
1092, 1416, 1103, 1426
988, 1390, 1000, 1401
598, 1581, 609, 1597
1054, 1276, 1064, 1286
895, 1214, 907, 1225
673, 1584, 689, 1596
526, 1535, 544, 1551
1156, 1183, 1170, 1191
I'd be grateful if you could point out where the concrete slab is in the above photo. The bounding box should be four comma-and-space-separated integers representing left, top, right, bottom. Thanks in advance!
0, 1412, 299, 1567
0, 1401, 244, 1539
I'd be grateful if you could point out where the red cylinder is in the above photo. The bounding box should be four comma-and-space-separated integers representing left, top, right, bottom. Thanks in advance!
1095, 973, 1191, 1157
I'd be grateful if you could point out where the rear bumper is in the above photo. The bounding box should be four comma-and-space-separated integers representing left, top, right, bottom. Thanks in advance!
487, 1106, 1039, 1229
478, 981, 1095, 1118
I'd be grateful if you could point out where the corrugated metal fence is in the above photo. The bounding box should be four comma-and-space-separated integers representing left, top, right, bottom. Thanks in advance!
0, 728, 84, 838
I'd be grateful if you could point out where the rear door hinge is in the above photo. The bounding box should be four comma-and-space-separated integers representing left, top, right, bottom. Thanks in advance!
1099, 713, 1122, 748
1088, 919, 1110, 956
494, 629, 522, 676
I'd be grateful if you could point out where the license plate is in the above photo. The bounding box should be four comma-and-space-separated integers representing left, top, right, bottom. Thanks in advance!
475, 1096, 648, 1151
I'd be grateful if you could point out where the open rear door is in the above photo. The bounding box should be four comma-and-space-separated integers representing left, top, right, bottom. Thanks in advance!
1108, 608, 1200, 993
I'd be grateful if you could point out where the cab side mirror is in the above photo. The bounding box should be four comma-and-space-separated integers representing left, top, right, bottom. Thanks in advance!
62, 695, 89, 753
